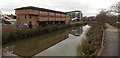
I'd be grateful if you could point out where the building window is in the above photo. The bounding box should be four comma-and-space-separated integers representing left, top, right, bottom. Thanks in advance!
25, 15, 26, 18
49, 16, 55, 18
32, 10, 35, 12
56, 13, 60, 15
40, 11, 47, 14
29, 15, 32, 18
49, 12, 54, 15
40, 16, 48, 17
61, 14, 65, 16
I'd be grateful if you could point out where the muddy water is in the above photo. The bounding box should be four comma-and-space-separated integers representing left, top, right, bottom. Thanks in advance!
3, 26, 87, 57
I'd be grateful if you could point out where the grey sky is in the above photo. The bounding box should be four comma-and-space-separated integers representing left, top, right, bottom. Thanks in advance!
0, 0, 119, 16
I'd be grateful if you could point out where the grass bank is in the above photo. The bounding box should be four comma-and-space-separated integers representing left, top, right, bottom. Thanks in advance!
77, 23, 104, 56
2, 23, 86, 45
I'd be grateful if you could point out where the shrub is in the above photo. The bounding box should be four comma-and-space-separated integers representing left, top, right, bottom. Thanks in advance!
2, 24, 82, 44
77, 23, 103, 56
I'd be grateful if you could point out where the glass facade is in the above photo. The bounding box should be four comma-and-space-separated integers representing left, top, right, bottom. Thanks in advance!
40, 11, 48, 14
49, 12, 55, 15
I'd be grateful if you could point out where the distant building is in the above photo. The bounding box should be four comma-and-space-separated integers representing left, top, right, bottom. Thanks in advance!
14, 6, 69, 28
66, 11, 83, 21
7, 14, 16, 19
82, 16, 96, 21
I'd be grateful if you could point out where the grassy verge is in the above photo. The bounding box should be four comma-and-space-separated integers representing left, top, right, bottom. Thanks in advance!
77, 23, 104, 56
2, 23, 85, 45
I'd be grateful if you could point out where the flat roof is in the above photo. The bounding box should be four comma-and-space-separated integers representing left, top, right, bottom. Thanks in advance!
14, 6, 66, 14
66, 10, 81, 13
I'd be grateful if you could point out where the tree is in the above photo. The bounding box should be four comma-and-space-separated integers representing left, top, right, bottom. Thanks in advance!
111, 1, 120, 22
96, 10, 108, 25
111, 1, 120, 13
96, 10, 117, 25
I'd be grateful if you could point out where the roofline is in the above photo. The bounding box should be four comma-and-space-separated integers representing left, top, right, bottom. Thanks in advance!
66, 10, 81, 13
14, 6, 67, 14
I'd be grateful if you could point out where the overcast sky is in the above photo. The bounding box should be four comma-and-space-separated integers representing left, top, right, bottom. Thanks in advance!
0, 0, 119, 16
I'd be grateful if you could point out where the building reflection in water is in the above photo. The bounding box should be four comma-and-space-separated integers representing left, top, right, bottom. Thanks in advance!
70, 26, 83, 36
3, 26, 83, 57
4, 30, 69, 56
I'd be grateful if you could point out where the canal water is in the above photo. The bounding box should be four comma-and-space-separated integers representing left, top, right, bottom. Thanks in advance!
3, 25, 90, 57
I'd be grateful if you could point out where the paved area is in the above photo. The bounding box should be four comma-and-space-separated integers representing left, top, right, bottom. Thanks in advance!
101, 24, 118, 56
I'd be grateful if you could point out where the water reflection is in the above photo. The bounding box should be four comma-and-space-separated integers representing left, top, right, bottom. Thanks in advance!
2, 46, 15, 56
3, 26, 84, 57
33, 26, 83, 56
70, 27, 83, 36
3, 30, 69, 56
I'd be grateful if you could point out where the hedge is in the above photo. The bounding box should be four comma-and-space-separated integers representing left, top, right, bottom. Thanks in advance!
2, 23, 84, 44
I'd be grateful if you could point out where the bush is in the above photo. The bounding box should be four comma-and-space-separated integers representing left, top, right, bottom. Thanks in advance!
112, 23, 120, 29
77, 23, 103, 56
2, 24, 82, 44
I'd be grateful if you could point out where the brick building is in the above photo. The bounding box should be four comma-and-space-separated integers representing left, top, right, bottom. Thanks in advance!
14, 6, 69, 28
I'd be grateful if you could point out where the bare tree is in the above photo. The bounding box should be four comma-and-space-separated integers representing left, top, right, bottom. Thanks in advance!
96, 10, 117, 25
111, 1, 120, 13
111, 1, 120, 22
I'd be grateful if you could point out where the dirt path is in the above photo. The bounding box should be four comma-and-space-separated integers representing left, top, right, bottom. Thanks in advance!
101, 23, 118, 56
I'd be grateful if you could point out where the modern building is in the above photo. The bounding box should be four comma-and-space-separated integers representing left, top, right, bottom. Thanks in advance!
7, 14, 16, 19
66, 11, 83, 21
14, 6, 69, 28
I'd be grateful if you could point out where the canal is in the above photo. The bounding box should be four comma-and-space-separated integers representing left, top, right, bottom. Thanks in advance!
3, 25, 90, 57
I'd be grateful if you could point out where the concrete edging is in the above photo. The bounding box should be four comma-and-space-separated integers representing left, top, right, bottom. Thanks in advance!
90, 30, 105, 56
97, 31, 105, 56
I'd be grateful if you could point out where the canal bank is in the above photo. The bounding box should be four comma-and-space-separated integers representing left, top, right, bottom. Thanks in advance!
3, 29, 70, 56
33, 25, 90, 56
77, 23, 103, 56
3, 24, 90, 57
2, 23, 85, 45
